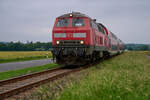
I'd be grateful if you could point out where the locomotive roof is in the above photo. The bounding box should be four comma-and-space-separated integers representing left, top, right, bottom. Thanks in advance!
57, 12, 91, 18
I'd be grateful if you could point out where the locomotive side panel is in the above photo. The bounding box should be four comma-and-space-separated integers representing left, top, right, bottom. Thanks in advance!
89, 21, 108, 51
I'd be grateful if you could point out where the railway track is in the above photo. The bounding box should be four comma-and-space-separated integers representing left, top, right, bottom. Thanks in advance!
0, 66, 87, 99
0, 54, 116, 99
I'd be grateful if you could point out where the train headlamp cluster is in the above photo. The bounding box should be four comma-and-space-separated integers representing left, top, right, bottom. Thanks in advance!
80, 40, 84, 44
56, 40, 84, 44
56, 41, 60, 44
69, 13, 73, 17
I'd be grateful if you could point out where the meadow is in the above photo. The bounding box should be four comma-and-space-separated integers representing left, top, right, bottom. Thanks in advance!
56, 51, 150, 100
0, 51, 52, 63
24, 51, 150, 100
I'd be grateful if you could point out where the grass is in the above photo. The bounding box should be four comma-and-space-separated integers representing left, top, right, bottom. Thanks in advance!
0, 63, 58, 80
55, 51, 150, 100
0, 51, 52, 63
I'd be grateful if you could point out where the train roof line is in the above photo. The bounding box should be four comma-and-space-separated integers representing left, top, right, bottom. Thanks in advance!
57, 12, 91, 18
97, 23, 107, 28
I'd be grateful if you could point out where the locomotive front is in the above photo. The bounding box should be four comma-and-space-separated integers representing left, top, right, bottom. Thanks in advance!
52, 12, 91, 65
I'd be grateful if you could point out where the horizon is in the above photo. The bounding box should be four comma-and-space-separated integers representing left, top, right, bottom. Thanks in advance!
0, 41, 150, 45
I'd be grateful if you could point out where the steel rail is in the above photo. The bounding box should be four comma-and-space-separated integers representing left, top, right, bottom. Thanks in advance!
0, 66, 87, 99
0, 67, 63, 86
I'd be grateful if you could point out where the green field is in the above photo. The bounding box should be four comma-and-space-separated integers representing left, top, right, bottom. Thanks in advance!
0, 51, 52, 63
24, 51, 150, 100
0, 63, 58, 80
56, 51, 150, 100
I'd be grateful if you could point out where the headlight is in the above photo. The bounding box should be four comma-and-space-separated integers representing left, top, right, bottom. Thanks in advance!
80, 41, 84, 44
69, 13, 73, 17
56, 41, 60, 44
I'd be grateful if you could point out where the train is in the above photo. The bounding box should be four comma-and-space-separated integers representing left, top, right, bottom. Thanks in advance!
51, 12, 125, 65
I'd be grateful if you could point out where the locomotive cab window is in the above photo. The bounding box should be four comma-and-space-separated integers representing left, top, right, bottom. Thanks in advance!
91, 21, 99, 31
56, 19, 69, 27
72, 18, 84, 27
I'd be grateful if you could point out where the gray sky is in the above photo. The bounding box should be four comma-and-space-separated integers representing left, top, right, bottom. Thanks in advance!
0, 0, 150, 44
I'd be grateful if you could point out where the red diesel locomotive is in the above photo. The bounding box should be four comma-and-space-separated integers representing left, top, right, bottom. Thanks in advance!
52, 12, 124, 65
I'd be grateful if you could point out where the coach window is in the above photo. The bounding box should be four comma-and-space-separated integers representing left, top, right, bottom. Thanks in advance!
102, 28, 105, 34
56, 19, 69, 27
72, 18, 84, 27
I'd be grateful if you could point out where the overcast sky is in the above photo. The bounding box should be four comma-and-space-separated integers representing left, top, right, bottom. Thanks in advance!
0, 0, 150, 44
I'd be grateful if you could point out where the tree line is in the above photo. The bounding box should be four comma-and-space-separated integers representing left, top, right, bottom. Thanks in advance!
0, 42, 52, 51
0, 42, 150, 51
126, 44, 150, 51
